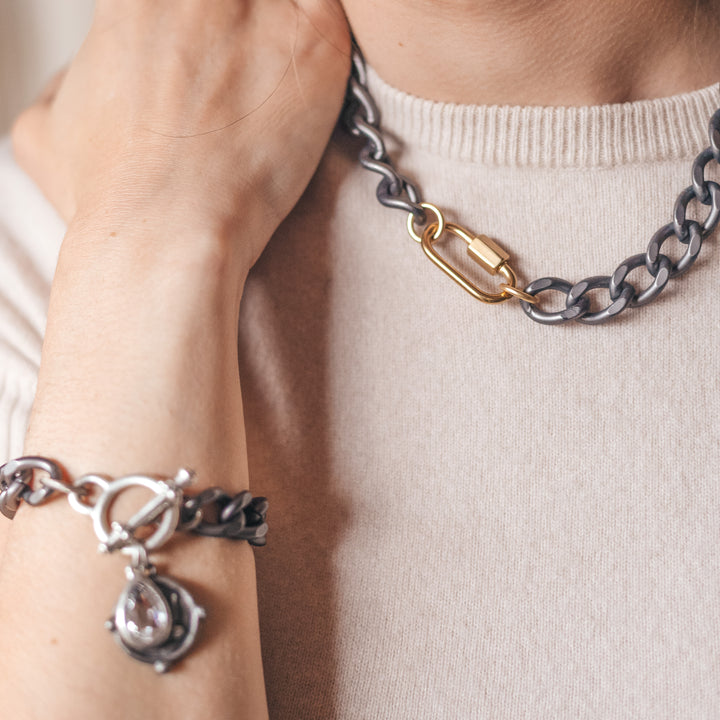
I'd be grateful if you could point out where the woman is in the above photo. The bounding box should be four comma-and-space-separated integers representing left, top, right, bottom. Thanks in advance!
1, 0, 719, 717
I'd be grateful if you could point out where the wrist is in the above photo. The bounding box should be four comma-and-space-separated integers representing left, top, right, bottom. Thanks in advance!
63, 201, 266, 287
28, 209, 254, 485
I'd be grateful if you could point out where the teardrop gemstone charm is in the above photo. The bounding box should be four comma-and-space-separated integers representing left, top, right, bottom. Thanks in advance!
116, 573, 173, 650
107, 566, 206, 672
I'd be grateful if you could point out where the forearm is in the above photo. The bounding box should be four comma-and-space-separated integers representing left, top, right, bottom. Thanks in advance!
24, 215, 248, 478
0, 216, 268, 719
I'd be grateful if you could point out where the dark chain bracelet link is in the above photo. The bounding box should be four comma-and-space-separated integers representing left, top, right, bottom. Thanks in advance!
343, 44, 720, 325
179, 488, 268, 546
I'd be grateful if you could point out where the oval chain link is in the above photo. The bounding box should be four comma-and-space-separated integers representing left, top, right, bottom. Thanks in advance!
0, 456, 75, 519
343, 44, 720, 325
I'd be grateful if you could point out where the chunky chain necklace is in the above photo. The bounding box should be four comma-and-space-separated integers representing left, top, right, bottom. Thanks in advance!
343, 47, 720, 325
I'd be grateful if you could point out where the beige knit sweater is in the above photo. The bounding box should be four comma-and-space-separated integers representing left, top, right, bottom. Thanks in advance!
1, 71, 719, 718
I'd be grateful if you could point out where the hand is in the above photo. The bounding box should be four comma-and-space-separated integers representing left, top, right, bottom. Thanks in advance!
12, 0, 350, 270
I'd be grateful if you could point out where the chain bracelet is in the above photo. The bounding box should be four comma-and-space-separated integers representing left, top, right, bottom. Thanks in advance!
343, 44, 720, 325
0, 456, 268, 672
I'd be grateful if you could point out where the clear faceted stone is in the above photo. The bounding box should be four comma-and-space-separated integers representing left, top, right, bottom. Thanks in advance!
118, 578, 172, 650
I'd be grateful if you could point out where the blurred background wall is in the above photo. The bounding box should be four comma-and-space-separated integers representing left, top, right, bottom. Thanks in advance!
0, 0, 94, 133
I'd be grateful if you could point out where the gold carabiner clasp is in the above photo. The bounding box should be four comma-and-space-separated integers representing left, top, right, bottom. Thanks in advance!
419, 221, 537, 304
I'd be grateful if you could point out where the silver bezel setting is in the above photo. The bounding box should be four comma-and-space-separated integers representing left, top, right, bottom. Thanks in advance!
107, 566, 206, 673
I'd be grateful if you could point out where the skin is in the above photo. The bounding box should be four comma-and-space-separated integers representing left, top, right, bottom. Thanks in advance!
1, 1, 719, 717
344, 0, 720, 105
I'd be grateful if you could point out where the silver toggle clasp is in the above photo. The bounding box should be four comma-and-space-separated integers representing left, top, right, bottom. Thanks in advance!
89, 469, 195, 554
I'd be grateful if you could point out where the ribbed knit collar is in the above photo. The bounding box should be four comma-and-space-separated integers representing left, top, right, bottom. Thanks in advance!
366, 67, 720, 169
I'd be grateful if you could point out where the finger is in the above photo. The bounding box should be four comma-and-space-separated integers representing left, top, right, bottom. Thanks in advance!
12, 66, 68, 181
11, 103, 75, 221
37, 67, 68, 106
11, 102, 50, 174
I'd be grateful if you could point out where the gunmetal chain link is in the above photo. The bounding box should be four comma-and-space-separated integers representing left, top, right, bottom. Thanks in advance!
344, 48, 425, 224
343, 44, 720, 325
179, 488, 269, 546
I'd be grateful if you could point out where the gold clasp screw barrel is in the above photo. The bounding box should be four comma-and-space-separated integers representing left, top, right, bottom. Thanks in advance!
407, 203, 537, 305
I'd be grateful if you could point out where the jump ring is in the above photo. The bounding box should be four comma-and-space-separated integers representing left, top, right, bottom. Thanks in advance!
407, 203, 445, 244
68, 474, 111, 516
498, 283, 538, 304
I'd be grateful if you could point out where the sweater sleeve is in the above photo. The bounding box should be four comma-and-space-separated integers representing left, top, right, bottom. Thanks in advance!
0, 135, 65, 462
0, 374, 35, 461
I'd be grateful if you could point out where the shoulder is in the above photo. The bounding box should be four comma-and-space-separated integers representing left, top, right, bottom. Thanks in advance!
0, 136, 65, 457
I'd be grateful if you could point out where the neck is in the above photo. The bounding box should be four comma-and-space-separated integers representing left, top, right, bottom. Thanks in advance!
342, 0, 720, 106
